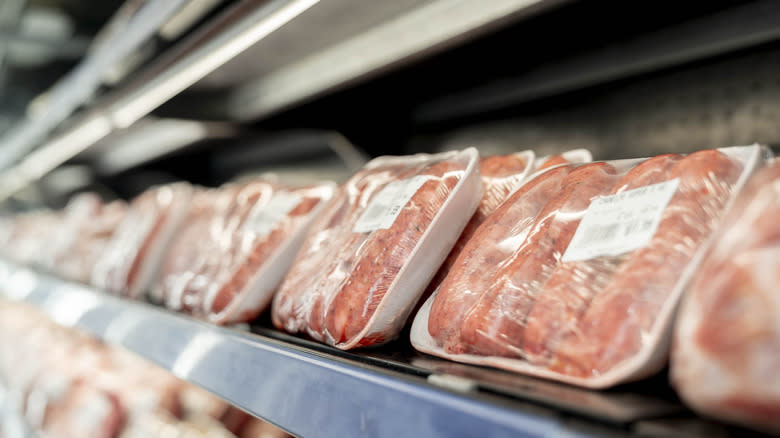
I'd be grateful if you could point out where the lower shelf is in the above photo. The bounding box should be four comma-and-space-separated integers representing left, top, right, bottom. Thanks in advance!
0, 261, 749, 438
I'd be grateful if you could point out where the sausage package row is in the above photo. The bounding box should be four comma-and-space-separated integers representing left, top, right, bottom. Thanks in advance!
411, 145, 767, 388
272, 148, 483, 349
155, 181, 335, 324
671, 159, 780, 433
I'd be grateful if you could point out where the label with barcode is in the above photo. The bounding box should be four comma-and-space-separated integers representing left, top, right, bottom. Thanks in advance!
353, 175, 432, 233
561, 178, 680, 262
244, 192, 303, 238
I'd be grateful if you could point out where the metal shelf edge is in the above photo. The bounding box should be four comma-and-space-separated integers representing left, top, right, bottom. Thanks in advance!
0, 261, 602, 438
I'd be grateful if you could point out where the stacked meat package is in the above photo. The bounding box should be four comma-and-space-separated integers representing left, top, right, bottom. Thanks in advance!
671, 159, 780, 433
0, 300, 290, 438
155, 180, 335, 324
411, 145, 766, 388
272, 148, 483, 349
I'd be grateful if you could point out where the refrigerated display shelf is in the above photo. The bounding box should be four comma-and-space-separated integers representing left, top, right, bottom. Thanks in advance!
0, 260, 753, 438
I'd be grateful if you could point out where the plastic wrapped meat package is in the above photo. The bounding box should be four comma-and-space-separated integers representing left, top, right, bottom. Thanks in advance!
671, 159, 780, 432
424, 148, 592, 299
533, 148, 593, 172
49, 194, 128, 283
156, 180, 336, 324
40, 192, 104, 270
92, 183, 193, 298
2, 210, 61, 266
411, 145, 766, 388
0, 303, 124, 438
272, 148, 482, 349
0, 300, 290, 437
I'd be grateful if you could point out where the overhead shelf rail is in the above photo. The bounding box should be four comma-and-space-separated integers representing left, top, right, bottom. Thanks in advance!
0, 0, 562, 202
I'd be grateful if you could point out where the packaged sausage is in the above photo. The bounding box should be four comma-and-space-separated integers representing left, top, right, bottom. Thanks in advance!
671, 159, 780, 432
3, 210, 60, 266
120, 411, 238, 438
424, 149, 592, 299
32, 379, 124, 438
421, 151, 534, 301
272, 148, 482, 349
157, 180, 335, 324
533, 148, 593, 172
238, 416, 292, 438
41, 192, 104, 271
91, 183, 193, 299
54, 198, 127, 284
411, 145, 766, 388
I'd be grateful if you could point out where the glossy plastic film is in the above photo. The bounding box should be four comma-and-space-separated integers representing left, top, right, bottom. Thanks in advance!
157, 180, 336, 324
272, 148, 482, 349
671, 158, 780, 433
92, 183, 193, 299
534, 149, 593, 172
424, 149, 593, 301
1, 210, 60, 266
412, 145, 765, 388
54, 199, 128, 284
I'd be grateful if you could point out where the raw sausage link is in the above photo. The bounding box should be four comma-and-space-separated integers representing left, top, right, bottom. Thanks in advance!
423, 154, 529, 306
285, 164, 407, 339
460, 162, 619, 357
523, 154, 682, 365
428, 165, 572, 352
157, 188, 225, 308
325, 161, 463, 345
179, 183, 272, 313
272, 155, 468, 348
551, 150, 742, 377
207, 194, 321, 319
536, 154, 570, 171
272, 161, 409, 334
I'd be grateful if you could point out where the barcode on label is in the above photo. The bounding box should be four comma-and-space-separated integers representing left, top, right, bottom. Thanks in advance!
353, 175, 432, 233
244, 192, 303, 237
562, 178, 680, 262
576, 224, 620, 246
576, 220, 655, 246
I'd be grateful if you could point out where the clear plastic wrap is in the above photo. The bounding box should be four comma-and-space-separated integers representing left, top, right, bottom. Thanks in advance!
533, 148, 593, 172
2, 210, 61, 266
157, 180, 335, 324
120, 411, 239, 438
412, 145, 765, 388
92, 183, 193, 298
671, 159, 780, 432
41, 192, 104, 270
424, 149, 593, 299
272, 148, 482, 349
54, 199, 128, 284
421, 151, 534, 301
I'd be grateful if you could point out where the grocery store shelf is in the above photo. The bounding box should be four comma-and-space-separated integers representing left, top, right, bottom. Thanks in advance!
0, 261, 694, 438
